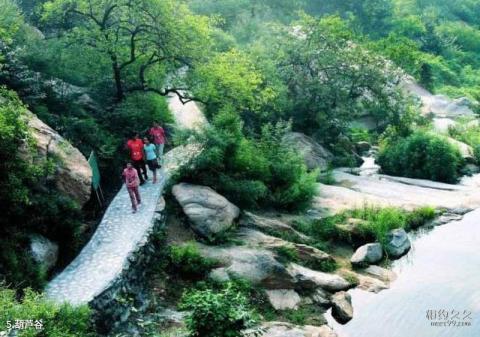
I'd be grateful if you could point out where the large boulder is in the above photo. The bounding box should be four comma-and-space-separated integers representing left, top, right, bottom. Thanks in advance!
172, 183, 240, 239
283, 132, 333, 171
350, 243, 383, 266
250, 322, 338, 337
240, 211, 311, 243
29, 234, 59, 271
287, 263, 350, 291
198, 245, 296, 289
22, 112, 92, 206
385, 228, 411, 258
331, 291, 353, 324
237, 229, 333, 268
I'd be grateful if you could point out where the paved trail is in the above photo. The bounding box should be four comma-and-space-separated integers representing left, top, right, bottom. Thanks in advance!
46, 177, 166, 305
46, 97, 204, 306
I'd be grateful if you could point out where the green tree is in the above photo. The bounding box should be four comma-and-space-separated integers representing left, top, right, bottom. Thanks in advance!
271, 15, 408, 143
41, 0, 213, 102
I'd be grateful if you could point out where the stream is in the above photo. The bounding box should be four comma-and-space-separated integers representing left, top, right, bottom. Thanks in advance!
326, 208, 480, 337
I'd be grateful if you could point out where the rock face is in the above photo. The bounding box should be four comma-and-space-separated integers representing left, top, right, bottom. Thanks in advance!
385, 228, 411, 258
265, 289, 301, 310
29, 234, 59, 271
350, 243, 383, 266
447, 137, 475, 163
199, 245, 296, 289
401, 77, 477, 119
283, 132, 333, 171
240, 211, 311, 243
331, 291, 353, 324
237, 228, 333, 268
172, 183, 240, 238
253, 322, 338, 337
287, 263, 350, 291
23, 112, 92, 206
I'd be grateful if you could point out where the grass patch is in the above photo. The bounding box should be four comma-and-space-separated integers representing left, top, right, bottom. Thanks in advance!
303, 205, 437, 249
168, 242, 219, 279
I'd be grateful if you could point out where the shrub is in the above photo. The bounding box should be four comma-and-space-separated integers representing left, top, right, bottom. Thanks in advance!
273, 245, 299, 264
405, 206, 436, 229
176, 109, 317, 210
348, 205, 407, 246
168, 243, 218, 279
179, 282, 258, 337
0, 286, 94, 337
378, 131, 463, 183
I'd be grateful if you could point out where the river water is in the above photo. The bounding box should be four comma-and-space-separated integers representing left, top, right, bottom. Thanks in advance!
327, 209, 480, 337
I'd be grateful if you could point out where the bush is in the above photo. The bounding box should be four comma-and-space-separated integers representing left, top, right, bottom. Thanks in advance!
378, 131, 463, 183
405, 206, 436, 229
180, 282, 258, 337
0, 286, 94, 337
168, 243, 218, 279
350, 206, 408, 246
176, 109, 317, 210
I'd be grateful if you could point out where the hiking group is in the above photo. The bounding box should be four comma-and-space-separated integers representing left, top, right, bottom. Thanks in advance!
122, 122, 166, 213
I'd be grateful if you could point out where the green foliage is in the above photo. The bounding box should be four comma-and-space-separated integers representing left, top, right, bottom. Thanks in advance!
180, 282, 258, 337
267, 15, 413, 143
169, 243, 218, 279
378, 131, 463, 183
349, 205, 408, 246
41, 0, 213, 102
0, 88, 85, 289
177, 109, 317, 210
0, 286, 94, 337
405, 206, 436, 229
448, 121, 480, 163
273, 245, 299, 264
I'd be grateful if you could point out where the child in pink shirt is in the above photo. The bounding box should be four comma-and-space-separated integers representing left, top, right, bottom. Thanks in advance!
122, 162, 141, 213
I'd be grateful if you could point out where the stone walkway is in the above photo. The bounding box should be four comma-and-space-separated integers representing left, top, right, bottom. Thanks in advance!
46, 176, 166, 305
46, 91, 205, 305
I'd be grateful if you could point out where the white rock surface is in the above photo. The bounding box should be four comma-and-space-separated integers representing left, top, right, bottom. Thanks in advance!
265, 289, 302, 310
287, 263, 350, 292
30, 234, 59, 271
172, 183, 240, 238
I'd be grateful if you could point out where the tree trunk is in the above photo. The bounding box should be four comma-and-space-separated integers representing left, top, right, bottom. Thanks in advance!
111, 54, 124, 101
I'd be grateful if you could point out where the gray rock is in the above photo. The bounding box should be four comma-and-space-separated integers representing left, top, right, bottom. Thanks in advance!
363, 265, 397, 283
199, 245, 296, 289
331, 291, 353, 324
30, 234, 59, 271
265, 289, 301, 310
385, 228, 411, 258
350, 243, 383, 266
355, 141, 371, 155
20, 112, 92, 206
283, 132, 333, 171
431, 213, 463, 226
237, 229, 333, 268
172, 183, 239, 238
356, 274, 389, 293
310, 288, 331, 307
240, 211, 311, 243
287, 263, 350, 291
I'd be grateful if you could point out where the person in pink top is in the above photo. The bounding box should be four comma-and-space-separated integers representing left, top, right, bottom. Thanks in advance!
122, 162, 141, 213
149, 122, 166, 163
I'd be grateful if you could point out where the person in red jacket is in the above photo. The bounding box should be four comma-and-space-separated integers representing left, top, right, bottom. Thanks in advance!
122, 162, 141, 213
149, 122, 166, 163
126, 133, 148, 184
